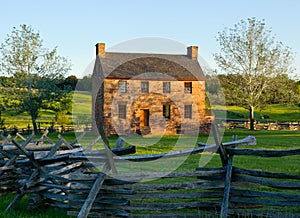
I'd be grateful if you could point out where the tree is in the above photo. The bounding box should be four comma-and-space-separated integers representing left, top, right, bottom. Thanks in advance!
77, 74, 92, 91
297, 81, 300, 96
57, 75, 78, 90
295, 81, 300, 107
219, 73, 299, 115
0, 24, 72, 133
263, 74, 298, 104
44, 94, 72, 127
214, 18, 295, 130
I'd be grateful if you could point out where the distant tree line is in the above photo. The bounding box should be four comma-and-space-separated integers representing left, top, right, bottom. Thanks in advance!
207, 73, 299, 105
0, 73, 92, 131
75, 74, 92, 92
54, 74, 92, 92
0, 74, 92, 92
218, 74, 299, 105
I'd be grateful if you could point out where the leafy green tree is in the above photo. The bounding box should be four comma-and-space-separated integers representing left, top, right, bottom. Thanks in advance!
57, 75, 78, 90
77, 74, 92, 91
65, 75, 78, 90
295, 81, 300, 107
219, 73, 298, 111
297, 81, 300, 96
44, 94, 72, 127
0, 75, 16, 87
214, 18, 295, 130
0, 24, 72, 133
263, 74, 299, 104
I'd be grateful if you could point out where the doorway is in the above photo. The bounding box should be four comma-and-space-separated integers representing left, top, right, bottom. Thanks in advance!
140, 109, 150, 127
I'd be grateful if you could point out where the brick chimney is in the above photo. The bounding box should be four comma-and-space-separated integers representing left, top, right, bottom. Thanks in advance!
95, 43, 105, 57
187, 46, 198, 60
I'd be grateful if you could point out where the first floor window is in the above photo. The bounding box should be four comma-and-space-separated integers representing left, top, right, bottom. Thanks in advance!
163, 104, 171, 119
141, 81, 149, 93
184, 105, 192, 119
119, 81, 127, 93
118, 105, 126, 119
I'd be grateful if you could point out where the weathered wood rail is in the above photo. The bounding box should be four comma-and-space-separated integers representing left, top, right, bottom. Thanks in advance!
215, 118, 300, 130
1, 124, 300, 217
0, 130, 135, 214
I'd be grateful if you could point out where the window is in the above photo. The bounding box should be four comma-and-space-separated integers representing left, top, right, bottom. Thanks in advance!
118, 105, 126, 119
184, 105, 192, 119
184, 82, 192, 94
163, 105, 171, 119
141, 81, 149, 93
119, 81, 127, 93
163, 82, 171, 93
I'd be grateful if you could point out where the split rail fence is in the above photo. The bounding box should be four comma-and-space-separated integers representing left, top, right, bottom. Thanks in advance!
0, 125, 300, 217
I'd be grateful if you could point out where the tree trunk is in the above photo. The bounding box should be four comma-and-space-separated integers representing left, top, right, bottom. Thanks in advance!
30, 110, 38, 134
249, 106, 255, 130
0, 110, 3, 128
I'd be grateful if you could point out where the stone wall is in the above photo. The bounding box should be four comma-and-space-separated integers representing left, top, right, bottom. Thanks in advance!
97, 78, 206, 136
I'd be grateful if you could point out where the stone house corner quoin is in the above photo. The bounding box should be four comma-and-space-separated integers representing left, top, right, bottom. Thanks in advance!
92, 42, 208, 136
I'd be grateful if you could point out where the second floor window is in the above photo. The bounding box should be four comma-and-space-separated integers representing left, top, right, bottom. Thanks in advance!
119, 81, 127, 93
141, 81, 149, 93
184, 82, 192, 94
163, 82, 171, 93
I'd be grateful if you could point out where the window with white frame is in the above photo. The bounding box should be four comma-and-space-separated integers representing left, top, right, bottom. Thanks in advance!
163, 82, 171, 93
141, 81, 149, 93
119, 81, 127, 93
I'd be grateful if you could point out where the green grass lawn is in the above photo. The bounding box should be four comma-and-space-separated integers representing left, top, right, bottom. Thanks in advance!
2, 90, 300, 129
0, 195, 68, 218
1, 91, 300, 217
72, 91, 92, 115
1, 91, 92, 129
0, 129, 299, 217
40, 128, 300, 175
213, 104, 300, 122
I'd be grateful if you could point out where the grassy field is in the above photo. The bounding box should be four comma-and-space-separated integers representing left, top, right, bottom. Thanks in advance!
1, 91, 300, 130
1, 91, 92, 129
1, 91, 300, 216
1, 129, 299, 217
0, 195, 68, 218
214, 104, 300, 122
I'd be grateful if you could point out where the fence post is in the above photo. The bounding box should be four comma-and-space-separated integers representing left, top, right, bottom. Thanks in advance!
212, 122, 228, 167
77, 172, 106, 218
98, 126, 117, 174
220, 135, 237, 218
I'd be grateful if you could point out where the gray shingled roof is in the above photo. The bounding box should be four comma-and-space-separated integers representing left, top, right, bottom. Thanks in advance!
97, 52, 205, 81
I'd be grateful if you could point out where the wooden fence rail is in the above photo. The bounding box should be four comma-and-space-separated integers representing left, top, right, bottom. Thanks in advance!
1, 124, 300, 217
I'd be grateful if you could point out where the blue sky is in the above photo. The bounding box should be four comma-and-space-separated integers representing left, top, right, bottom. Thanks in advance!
0, 0, 299, 78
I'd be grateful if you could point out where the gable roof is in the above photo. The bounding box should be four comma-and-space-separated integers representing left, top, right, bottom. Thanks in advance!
95, 51, 205, 81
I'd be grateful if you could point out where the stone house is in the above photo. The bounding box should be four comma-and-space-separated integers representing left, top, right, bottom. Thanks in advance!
92, 43, 206, 136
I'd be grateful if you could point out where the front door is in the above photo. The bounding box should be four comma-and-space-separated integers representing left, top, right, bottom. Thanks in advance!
140, 109, 150, 127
